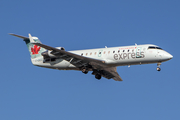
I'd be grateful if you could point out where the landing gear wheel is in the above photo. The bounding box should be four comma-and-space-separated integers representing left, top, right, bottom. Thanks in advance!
157, 67, 161, 71
95, 74, 101, 80
82, 68, 88, 74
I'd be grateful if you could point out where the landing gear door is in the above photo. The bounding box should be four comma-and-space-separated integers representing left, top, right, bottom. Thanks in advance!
136, 47, 142, 58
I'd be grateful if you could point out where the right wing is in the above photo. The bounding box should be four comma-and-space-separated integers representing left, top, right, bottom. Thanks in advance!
34, 42, 123, 81
34, 42, 106, 68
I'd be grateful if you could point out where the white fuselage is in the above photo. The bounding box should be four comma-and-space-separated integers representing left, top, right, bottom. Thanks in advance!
31, 44, 173, 70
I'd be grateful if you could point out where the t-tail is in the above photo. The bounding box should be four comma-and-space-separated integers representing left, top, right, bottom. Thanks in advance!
9, 33, 46, 59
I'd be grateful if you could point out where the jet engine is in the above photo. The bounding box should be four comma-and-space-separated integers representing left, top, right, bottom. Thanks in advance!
41, 47, 65, 58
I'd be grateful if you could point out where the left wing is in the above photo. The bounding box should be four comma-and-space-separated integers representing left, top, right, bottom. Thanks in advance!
33, 42, 123, 81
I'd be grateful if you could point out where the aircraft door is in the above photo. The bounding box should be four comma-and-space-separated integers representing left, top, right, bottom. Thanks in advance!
98, 50, 103, 57
136, 47, 142, 58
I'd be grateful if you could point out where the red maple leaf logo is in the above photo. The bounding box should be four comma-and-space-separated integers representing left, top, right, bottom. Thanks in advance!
31, 45, 41, 54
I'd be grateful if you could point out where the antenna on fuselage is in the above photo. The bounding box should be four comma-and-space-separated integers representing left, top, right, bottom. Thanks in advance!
135, 43, 137, 46
105, 46, 107, 48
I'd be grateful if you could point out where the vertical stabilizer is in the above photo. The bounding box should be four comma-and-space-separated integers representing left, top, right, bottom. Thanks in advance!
9, 33, 46, 59
25, 34, 46, 58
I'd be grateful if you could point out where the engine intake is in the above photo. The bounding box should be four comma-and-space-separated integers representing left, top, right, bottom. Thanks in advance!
56, 47, 65, 50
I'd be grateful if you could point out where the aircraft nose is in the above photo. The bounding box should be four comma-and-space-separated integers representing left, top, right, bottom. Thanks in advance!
166, 53, 173, 60
169, 54, 173, 59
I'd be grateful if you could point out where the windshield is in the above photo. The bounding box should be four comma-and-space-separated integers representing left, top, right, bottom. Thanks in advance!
148, 46, 163, 50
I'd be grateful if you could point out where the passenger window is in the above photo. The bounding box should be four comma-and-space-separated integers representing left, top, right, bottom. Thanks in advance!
108, 51, 110, 54
81, 53, 83, 56
90, 52, 92, 55
123, 50, 125, 52
104, 51, 106, 54
128, 50, 129, 52
113, 51, 115, 53
118, 50, 120, 53
95, 52, 97, 55
86, 53, 88, 56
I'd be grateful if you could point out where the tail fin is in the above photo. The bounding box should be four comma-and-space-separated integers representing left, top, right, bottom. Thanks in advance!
9, 33, 46, 59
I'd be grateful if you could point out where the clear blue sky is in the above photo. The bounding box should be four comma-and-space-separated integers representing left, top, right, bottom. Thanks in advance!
0, 0, 179, 120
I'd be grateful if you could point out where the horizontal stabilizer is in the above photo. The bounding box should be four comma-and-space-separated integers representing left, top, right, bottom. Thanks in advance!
9, 33, 29, 39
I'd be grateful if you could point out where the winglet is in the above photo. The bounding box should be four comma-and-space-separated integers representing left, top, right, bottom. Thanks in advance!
28, 33, 35, 43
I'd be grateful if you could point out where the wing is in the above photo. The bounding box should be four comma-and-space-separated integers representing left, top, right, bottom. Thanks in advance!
34, 43, 123, 81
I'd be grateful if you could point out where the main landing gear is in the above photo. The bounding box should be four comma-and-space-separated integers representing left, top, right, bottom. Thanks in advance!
92, 70, 102, 80
81, 67, 88, 74
81, 67, 102, 80
95, 73, 101, 80
157, 63, 161, 71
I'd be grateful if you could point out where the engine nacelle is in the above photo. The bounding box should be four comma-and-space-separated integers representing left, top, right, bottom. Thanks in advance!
55, 47, 65, 51
41, 47, 65, 58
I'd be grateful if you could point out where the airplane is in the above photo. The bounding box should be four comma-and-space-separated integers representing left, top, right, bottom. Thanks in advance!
10, 33, 173, 81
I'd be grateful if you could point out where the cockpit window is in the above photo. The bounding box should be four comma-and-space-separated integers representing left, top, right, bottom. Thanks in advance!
148, 46, 163, 50
156, 47, 163, 50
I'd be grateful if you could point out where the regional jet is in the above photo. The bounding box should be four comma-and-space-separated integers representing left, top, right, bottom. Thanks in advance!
10, 33, 173, 81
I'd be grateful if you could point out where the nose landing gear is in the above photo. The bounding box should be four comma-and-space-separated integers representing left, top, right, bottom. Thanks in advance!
157, 63, 161, 71
157, 67, 161, 71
